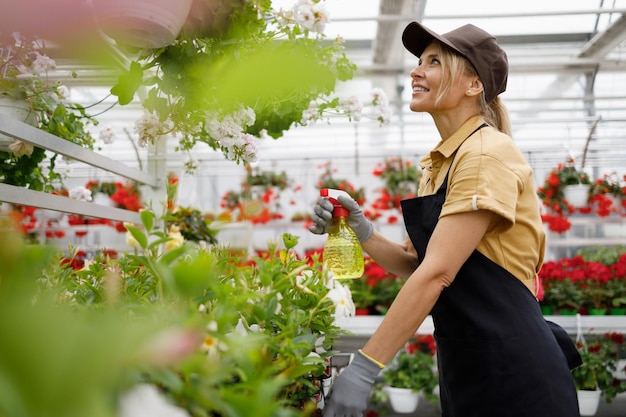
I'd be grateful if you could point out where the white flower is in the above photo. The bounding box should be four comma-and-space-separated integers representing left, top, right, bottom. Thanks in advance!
233, 106, 256, 127
310, 2, 330, 33
165, 225, 184, 251
119, 384, 191, 417
135, 111, 173, 146
99, 126, 116, 144
371, 88, 389, 106
68, 186, 92, 202
201, 321, 228, 359
233, 317, 261, 336
240, 133, 258, 163
293, 2, 315, 30
371, 88, 392, 125
340, 96, 363, 122
204, 107, 259, 163
8, 140, 33, 157
56, 85, 70, 101
292, 0, 329, 34
325, 279, 355, 319
31, 53, 56, 75
125, 231, 140, 249
301, 101, 320, 124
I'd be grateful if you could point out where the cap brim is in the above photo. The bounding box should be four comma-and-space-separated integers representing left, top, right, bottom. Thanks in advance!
402, 21, 462, 59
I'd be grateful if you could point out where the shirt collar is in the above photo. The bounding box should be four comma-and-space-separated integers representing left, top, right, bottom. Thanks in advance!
435, 115, 486, 158
419, 115, 486, 170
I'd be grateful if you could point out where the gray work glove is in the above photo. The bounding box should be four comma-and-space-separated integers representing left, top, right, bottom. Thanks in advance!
323, 351, 382, 417
309, 195, 374, 242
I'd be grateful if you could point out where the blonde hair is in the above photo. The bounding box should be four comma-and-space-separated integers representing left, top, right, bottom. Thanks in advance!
433, 42, 512, 136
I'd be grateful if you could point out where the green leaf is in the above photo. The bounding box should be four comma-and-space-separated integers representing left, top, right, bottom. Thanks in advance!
140, 210, 155, 231
110, 61, 144, 105
125, 225, 147, 249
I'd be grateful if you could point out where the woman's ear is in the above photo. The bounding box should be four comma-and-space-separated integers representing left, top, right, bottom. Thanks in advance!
466, 78, 484, 98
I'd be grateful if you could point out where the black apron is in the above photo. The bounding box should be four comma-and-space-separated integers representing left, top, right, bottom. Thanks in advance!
401, 166, 581, 416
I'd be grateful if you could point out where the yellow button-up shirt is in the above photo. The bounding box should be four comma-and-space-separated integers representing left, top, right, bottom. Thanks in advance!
418, 116, 545, 293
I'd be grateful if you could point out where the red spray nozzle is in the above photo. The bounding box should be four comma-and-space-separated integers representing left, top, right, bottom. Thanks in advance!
320, 188, 351, 218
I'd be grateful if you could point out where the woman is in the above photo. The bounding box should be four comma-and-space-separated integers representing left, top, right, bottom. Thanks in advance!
312, 22, 581, 417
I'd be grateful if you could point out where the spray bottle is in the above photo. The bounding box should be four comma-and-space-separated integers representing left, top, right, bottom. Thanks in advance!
320, 188, 364, 279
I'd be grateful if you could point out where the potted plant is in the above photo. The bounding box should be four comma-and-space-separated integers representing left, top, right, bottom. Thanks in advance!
109, 0, 357, 166
0, 33, 98, 191
537, 256, 586, 315
164, 206, 218, 245
1, 210, 354, 417
374, 334, 439, 414
580, 246, 626, 315
315, 161, 366, 205
357, 257, 406, 315
371, 156, 422, 211
588, 172, 625, 217
572, 332, 626, 416
345, 274, 377, 315
538, 159, 592, 233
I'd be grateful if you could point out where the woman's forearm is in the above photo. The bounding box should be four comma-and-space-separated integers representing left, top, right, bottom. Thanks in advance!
361, 231, 419, 278
361, 272, 444, 363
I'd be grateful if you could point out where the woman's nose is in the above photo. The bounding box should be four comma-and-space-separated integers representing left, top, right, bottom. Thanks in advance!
410, 65, 423, 78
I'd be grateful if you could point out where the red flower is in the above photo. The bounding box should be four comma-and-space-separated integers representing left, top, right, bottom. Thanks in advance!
606, 332, 625, 345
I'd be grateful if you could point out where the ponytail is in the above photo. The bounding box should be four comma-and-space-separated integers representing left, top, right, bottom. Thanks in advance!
481, 96, 512, 136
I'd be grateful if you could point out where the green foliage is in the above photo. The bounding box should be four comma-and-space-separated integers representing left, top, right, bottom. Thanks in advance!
165, 206, 218, 244
0, 146, 47, 190
572, 333, 626, 402
371, 336, 439, 409
0, 34, 98, 190
578, 245, 626, 266
381, 350, 438, 394
109, 0, 356, 164
1, 207, 346, 416
538, 161, 591, 214
0, 221, 170, 417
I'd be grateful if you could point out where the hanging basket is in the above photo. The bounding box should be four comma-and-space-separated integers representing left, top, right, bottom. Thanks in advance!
92, 0, 193, 49
0, 97, 37, 151
563, 184, 591, 208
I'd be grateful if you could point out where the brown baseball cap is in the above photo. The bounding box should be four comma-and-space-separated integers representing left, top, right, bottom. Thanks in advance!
402, 22, 508, 103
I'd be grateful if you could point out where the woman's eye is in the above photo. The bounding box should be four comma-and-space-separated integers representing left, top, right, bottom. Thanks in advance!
431, 58, 440, 65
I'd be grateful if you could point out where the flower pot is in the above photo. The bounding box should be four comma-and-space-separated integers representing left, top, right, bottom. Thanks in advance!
0, 97, 37, 151
355, 308, 370, 316
215, 221, 253, 254
92, 0, 193, 48
577, 389, 601, 416
588, 308, 607, 316
559, 308, 578, 316
383, 386, 419, 413
609, 308, 626, 315
540, 305, 554, 315
92, 192, 115, 207
563, 184, 591, 208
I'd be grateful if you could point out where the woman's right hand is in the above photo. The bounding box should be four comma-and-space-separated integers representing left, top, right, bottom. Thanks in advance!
309, 198, 334, 235
309, 195, 374, 243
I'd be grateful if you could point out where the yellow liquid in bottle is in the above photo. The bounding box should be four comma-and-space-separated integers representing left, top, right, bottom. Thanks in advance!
324, 216, 364, 279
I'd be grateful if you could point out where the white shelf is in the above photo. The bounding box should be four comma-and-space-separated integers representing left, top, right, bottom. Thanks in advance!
337, 315, 626, 336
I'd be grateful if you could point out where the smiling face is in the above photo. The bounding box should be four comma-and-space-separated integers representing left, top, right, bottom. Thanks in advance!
409, 41, 481, 116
